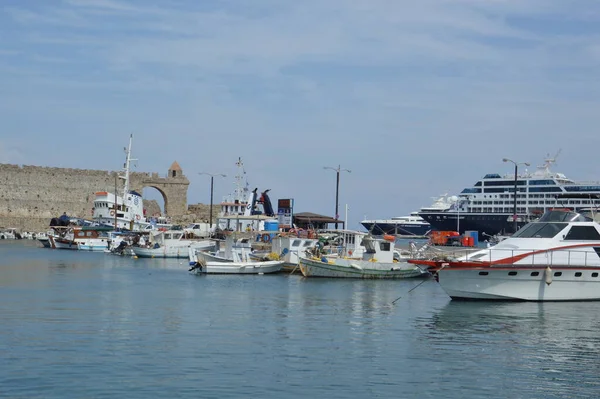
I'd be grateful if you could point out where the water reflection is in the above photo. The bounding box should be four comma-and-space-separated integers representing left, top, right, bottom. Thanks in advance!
412, 301, 600, 397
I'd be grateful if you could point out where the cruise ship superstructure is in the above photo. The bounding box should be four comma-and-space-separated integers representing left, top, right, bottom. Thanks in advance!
418, 154, 600, 239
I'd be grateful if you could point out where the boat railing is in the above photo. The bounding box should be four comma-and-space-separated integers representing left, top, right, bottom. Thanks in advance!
459, 247, 600, 268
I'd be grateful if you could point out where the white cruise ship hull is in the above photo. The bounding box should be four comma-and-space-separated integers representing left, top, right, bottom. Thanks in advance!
438, 268, 600, 301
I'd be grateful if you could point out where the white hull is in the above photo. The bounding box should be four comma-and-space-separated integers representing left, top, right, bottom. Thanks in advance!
77, 241, 109, 252
196, 251, 234, 263
299, 257, 426, 279
49, 236, 78, 250
438, 268, 600, 301
192, 260, 283, 274
134, 242, 215, 258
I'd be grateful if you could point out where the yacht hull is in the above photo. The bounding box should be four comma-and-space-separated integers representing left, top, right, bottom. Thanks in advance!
439, 267, 600, 301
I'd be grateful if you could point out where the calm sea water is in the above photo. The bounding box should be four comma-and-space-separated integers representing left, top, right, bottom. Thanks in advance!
1, 240, 598, 398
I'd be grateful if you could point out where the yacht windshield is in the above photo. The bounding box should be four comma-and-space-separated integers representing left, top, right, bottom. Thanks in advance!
538, 210, 590, 222
513, 222, 568, 238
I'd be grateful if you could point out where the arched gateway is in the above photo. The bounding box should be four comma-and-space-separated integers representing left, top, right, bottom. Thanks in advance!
130, 162, 189, 217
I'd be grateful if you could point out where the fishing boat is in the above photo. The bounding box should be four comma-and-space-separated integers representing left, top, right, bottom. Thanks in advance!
409, 206, 600, 301
192, 234, 255, 263
215, 157, 278, 234
298, 235, 427, 279
48, 226, 111, 250
188, 247, 283, 274
131, 229, 216, 258
92, 135, 170, 232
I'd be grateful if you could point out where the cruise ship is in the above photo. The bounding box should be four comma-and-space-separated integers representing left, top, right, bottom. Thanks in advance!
361, 195, 456, 236
418, 154, 600, 239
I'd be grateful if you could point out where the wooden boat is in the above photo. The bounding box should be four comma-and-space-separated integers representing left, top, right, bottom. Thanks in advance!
299, 235, 426, 279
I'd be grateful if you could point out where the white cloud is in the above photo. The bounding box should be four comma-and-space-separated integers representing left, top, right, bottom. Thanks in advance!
2, 0, 600, 226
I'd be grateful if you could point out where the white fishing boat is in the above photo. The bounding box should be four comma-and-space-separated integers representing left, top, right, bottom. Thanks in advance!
190, 260, 283, 275
188, 248, 283, 274
192, 234, 255, 263
313, 229, 368, 259
299, 235, 426, 279
215, 157, 279, 234
131, 229, 216, 258
48, 226, 111, 250
92, 134, 171, 232
76, 238, 109, 252
38, 232, 52, 248
409, 206, 600, 301
0, 228, 19, 239
269, 235, 319, 270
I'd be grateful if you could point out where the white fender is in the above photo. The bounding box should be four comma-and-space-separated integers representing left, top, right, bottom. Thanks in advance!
545, 266, 552, 286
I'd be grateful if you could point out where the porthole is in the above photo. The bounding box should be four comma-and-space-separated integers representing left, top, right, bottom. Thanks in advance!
592, 273, 599, 278
478, 271, 489, 276
508, 271, 517, 276
554, 272, 562, 277
575, 272, 582, 277
530, 271, 539, 276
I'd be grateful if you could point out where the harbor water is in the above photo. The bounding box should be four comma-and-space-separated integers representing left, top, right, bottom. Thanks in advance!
1, 240, 598, 398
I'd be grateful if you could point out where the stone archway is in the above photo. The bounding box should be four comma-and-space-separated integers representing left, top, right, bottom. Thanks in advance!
142, 185, 168, 217
129, 162, 189, 217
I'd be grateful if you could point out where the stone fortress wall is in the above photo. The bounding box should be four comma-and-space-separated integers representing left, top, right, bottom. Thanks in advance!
0, 162, 197, 232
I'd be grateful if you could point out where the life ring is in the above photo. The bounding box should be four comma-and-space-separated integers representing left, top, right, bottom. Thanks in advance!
136, 215, 140, 220
262, 233, 272, 243
110, 210, 115, 216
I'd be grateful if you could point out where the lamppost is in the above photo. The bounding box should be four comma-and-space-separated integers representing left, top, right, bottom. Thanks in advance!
198, 172, 226, 229
323, 165, 351, 229
502, 158, 530, 233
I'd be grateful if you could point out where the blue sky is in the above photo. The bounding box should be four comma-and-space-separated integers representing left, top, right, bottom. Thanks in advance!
2, 0, 600, 229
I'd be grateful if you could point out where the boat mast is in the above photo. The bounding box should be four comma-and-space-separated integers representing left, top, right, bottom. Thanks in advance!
119, 134, 137, 199
234, 157, 249, 203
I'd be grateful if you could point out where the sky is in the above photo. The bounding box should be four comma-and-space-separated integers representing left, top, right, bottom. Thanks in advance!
2, 0, 600, 230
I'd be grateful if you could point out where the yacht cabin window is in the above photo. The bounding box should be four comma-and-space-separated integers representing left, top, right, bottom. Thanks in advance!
292, 240, 301, 247
563, 226, 600, 240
